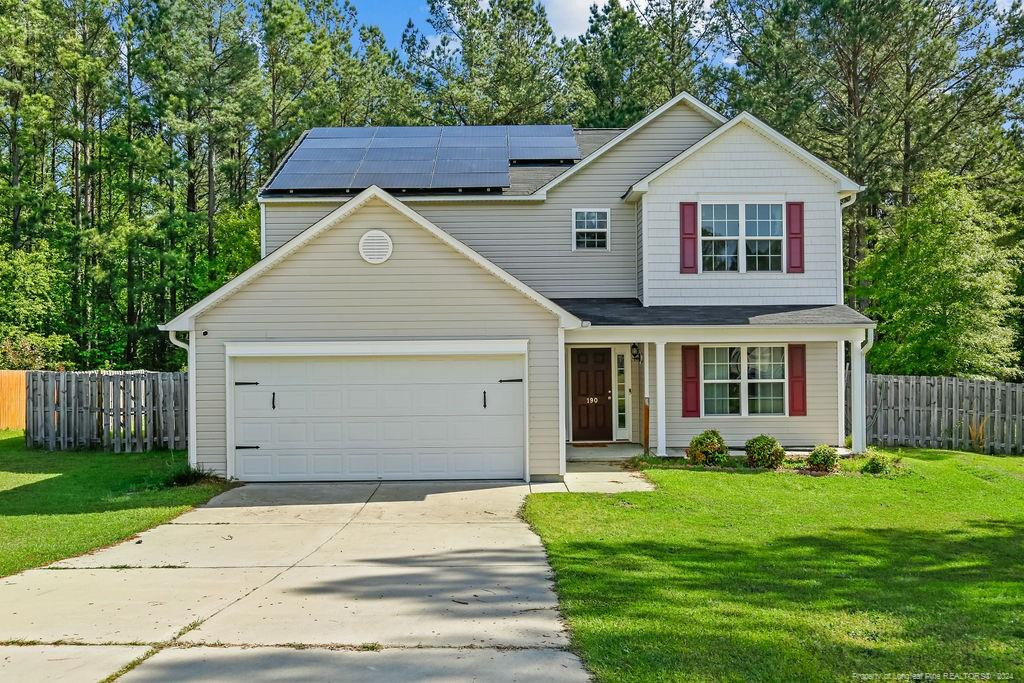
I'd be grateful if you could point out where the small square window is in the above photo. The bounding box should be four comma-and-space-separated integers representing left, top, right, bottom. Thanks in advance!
573, 209, 610, 250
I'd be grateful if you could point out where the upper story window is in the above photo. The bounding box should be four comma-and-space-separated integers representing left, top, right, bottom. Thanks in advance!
700, 202, 783, 273
573, 209, 610, 250
702, 345, 787, 416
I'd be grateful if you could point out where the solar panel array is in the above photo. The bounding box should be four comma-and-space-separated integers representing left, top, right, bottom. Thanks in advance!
265, 124, 581, 192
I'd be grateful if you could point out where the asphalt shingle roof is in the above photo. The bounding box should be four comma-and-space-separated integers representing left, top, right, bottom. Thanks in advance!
552, 298, 873, 327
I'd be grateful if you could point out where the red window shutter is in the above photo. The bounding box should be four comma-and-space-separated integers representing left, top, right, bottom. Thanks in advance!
679, 202, 698, 274
786, 201, 804, 273
788, 344, 807, 416
682, 345, 700, 417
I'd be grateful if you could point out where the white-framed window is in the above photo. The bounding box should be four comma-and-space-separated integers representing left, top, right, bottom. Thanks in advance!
700, 202, 784, 273
701, 344, 787, 416
572, 208, 610, 250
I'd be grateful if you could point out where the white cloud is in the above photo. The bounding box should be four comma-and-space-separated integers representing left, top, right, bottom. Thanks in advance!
541, 0, 598, 37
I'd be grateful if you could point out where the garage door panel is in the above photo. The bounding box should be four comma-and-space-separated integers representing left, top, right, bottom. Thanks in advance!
236, 419, 271, 445
232, 354, 525, 481
346, 452, 381, 477
237, 448, 525, 481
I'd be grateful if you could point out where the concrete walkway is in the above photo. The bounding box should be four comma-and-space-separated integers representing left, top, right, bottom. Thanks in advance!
0, 469, 649, 681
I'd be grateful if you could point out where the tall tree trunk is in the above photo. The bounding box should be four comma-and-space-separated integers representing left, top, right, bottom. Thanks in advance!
207, 134, 216, 261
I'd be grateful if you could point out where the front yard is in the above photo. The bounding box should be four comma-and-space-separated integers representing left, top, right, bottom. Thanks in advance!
525, 449, 1024, 681
0, 429, 228, 577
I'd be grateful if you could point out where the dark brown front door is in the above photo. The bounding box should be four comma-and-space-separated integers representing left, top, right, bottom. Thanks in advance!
571, 348, 613, 441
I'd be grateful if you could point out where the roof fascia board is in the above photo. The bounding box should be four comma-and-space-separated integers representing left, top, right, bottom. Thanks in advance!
565, 324, 872, 344
626, 112, 864, 199
161, 186, 581, 331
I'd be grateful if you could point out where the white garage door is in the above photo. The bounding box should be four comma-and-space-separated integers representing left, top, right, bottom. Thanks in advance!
231, 355, 525, 481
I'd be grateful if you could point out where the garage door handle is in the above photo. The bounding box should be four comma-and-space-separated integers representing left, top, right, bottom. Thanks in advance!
236, 445, 260, 450
498, 378, 523, 383
272, 392, 276, 410
483, 390, 487, 409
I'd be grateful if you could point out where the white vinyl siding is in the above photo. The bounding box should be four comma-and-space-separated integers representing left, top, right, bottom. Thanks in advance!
262, 101, 720, 298
194, 197, 561, 478
646, 341, 839, 448
644, 123, 842, 305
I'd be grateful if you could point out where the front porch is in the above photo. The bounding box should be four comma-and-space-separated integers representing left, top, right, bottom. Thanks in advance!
560, 321, 873, 465
567, 442, 647, 462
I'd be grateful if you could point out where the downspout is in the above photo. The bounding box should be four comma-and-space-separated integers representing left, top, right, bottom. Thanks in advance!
168, 330, 189, 351
861, 327, 875, 356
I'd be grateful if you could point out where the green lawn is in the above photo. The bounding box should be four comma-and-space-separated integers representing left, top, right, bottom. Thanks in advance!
524, 449, 1024, 681
0, 429, 229, 577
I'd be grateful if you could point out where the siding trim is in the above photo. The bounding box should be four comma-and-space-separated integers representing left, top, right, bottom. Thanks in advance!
222, 339, 529, 357
259, 203, 267, 258
163, 186, 582, 331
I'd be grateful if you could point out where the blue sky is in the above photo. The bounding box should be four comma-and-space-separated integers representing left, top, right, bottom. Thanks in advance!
355, 0, 598, 48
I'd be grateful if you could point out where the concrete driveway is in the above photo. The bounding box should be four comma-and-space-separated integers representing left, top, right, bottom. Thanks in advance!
0, 470, 648, 681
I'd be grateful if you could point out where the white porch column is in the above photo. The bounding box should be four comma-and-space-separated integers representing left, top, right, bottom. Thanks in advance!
851, 339, 866, 453
655, 341, 667, 456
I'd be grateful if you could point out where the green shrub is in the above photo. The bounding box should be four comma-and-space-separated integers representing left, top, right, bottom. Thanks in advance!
861, 453, 901, 475
688, 429, 729, 466
745, 434, 785, 469
807, 444, 839, 472
162, 464, 213, 488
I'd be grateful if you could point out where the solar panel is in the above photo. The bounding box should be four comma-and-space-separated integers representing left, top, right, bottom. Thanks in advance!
433, 158, 509, 174
357, 160, 434, 174
289, 147, 366, 161
301, 137, 373, 149
374, 126, 440, 137
441, 125, 507, 137
283, 160, 362, 174
267, 124, 585, 193
436, 146, 506, 161
508, 144, 581, 160
362, 147, 435, 161
267, 172, 355, 190
369, 136, 439, 148
351, 172, 435, 188
430, 172, 509, 189
305, 128, 375, 139
508, 124, 574, 137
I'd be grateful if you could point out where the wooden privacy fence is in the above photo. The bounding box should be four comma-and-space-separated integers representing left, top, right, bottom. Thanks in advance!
25, 371, 188, 452
0, 370, 26, 429
862, 374, 1024, 454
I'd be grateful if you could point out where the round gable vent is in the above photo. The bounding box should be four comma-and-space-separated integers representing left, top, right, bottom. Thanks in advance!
358, 230, 393, 264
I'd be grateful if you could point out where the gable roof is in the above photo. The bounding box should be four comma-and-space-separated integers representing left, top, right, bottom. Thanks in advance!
161, 186, 582, 331
527, 92, 727, 198
624, 112, 864, 201
257, 92, 725, 205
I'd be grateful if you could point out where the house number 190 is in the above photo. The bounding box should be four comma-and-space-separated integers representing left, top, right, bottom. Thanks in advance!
584, 397, 599, 404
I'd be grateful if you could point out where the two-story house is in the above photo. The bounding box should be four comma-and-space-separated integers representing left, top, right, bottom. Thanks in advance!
161, 92, 874, 482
